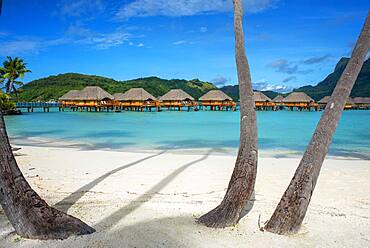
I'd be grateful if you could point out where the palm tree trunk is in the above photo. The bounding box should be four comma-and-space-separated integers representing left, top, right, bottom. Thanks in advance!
264, 12, 370, 235
6, 79, 13, 95
198, 0, 258, 228
0, 110, 95, 239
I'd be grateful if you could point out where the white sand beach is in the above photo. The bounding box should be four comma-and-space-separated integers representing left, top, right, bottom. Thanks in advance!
0, 145, 369, 248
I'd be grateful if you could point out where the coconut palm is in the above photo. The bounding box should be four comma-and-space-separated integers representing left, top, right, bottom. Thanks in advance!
264, 12, 370, 235
0, 56, 31, 94
198, 0, 258, 228
0, 109, 96, 239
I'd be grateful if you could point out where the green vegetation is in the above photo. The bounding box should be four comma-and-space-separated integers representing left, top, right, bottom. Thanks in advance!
220, 85, 279, 101
294, 57, 370, 101
12, 57, 370, 102
14, 73, 216, 102
0, 56, 31, 94
0, 93, 16, 110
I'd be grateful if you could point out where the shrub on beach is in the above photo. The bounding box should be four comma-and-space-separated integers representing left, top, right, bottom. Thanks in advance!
0, 93, 16, 111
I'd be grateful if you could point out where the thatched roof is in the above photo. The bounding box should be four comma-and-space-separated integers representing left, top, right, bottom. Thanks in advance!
199, 90, 233, 101
77, 86, 114, 100
159, 89, 194, 101
318, 96, 331, 104
319, 96, 355, 104
113, 93, 124, 100
59, 90, 81, 100
283, 92, 314, 103
114, 88, 156, 101
273, 95, 284, 103
353, 97, 370, 104
254, 91, 272, 102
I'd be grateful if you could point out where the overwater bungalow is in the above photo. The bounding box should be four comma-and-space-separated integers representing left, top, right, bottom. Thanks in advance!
272, 95, 285, 110
59, 86, 114, 112
282, 92, 319, 111
318, 96, 354, 110
199, 90, 236, 111
254, 91, 275, 110
59, 90, 81, 108
114, 88, 158, 112
159, 89, 197, 111
352, 97, 370, 110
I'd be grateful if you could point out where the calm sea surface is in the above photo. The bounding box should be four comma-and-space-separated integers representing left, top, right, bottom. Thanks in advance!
4, 109, 370, 159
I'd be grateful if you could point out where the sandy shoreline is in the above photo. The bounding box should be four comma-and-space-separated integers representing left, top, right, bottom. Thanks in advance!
1, 145, 369, 247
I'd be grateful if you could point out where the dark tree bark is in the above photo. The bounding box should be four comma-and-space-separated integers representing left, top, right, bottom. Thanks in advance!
264, 12, 370, 235
198, 0, 258, 228
0, 111, 95, 239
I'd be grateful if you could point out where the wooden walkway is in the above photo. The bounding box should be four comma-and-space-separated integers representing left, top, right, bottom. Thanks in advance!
16, 102, 61, 112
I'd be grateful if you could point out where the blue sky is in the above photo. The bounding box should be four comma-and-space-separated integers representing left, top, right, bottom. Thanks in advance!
0, 0, 368, 92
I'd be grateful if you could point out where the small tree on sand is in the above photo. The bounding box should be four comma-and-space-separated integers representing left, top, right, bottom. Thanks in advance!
264, 12, 370, 235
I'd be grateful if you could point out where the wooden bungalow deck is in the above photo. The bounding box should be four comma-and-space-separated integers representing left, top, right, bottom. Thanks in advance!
159, 89, 198, 111
199, 90, 236, 111
59, 86, 115, 112
254, 92, 275, 110
113, 88, 159, 112
318, 96, 355, 110
282, 92, 319, 111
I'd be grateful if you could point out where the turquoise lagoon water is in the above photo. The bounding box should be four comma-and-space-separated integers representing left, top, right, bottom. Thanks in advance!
4, 109, 370, 159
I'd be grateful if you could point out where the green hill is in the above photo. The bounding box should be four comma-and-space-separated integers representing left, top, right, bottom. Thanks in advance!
15, 73, 216, 102
13, 57, 370, 102
220, 85, 279, 101
294, 57, 370, 101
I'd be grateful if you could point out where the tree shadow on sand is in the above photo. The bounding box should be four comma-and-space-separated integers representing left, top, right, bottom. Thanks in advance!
0, 150, 213, 247
94, 150, 213, 230
94, 216, 200, 247
54, 150, 167, 212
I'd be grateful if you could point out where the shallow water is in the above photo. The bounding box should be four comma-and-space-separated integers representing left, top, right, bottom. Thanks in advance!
4, 109, 370, 159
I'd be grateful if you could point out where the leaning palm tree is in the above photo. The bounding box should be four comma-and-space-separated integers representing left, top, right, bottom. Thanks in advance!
198, 0, 258, 228
0, 56, 31, 94
264, 12, 370, 235
0, 109, 96, 239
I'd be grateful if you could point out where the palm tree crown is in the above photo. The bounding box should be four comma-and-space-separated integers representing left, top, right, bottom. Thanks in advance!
0, 56, 31, 94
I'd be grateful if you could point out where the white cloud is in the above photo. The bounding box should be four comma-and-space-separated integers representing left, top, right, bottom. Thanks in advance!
116, 0, 278, 19
58, 0, 105, 18
200, 26, 208, 33
66, 25, 130, 49
267, 59, 298, 74
211, 75, 229, 86
173, 40, 187, 45
301, 55, 332, 64
0, 25, 130, 55
137, 43, 144, 47
0, 40, 41, 55
282, 76, 296, 83
0, 37, 68, 56
267, 59, 314, 75
253, 80, 292, 93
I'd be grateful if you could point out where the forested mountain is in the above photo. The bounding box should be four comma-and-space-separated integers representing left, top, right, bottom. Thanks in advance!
294, 57, 370, 101
14, 57, 370, 102
15, 73, 216, 101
